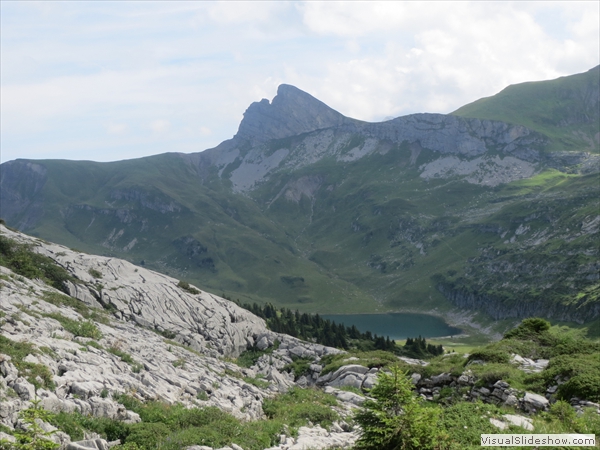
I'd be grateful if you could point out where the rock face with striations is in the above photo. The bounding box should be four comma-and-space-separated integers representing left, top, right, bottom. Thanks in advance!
0, 225, 359, 449
2, 225, 267, 359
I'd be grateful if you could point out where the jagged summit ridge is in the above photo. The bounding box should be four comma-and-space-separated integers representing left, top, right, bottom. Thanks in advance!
234, 84, 357, 143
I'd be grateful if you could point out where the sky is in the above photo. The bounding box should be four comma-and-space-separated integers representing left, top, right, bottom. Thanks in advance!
1, 1, 599, 164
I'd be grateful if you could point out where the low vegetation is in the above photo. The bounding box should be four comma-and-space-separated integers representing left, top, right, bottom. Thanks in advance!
0, 336, 55, 391
236, 340, 279, 368
177, 280, 200, 295
41, 290, 110, 325
44, 312, 103, 340
43, 389, 340, 450
0, 235, 76, 294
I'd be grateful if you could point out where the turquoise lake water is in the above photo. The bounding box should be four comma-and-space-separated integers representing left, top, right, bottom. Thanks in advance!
321, 313, 462, 340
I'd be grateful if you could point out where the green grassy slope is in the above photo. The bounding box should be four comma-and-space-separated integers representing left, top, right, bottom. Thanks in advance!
252, 142, 599, 321
17, 156, 377, 314
453, 66, 599, 152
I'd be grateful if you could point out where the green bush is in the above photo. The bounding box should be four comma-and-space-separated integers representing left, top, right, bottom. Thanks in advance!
416, 353, 465, 379
243, 375, 269, 389
536, 401, 600, 437
469, 363, 525, 388
108, 347, 135, 364
466, 348, 510, 365
283, 357, 312, 379
18, 362, 55, 390
558, 373, 600, 402
504, 318, 551, 339
125, 423, 171, 450
548, 400, 576, 425
42, 291, 90, 318
320, 350, 399, 375
50, 411, 129, 442
156, 419, 245, 450
538, 353, 600, 402
237, 346, 273, 368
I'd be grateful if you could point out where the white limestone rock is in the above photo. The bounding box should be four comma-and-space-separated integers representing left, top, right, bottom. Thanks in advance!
12, 378, 35, 401
523, 392, 550, 412
503, 414, 534, 431
1, 225, 268, 359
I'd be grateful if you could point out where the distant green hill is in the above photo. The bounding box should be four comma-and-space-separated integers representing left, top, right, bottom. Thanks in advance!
1, 68, 598, 323
453, 66, 599, 152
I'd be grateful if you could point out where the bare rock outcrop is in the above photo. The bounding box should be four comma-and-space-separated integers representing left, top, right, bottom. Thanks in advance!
0, 225, 362, 448
2, 225, 267, 359
235, 84, 358, 144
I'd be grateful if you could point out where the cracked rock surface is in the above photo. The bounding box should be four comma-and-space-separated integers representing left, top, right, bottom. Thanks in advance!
0, 225, 358, 449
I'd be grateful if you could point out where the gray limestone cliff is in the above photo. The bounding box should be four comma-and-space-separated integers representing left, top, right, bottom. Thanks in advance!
234, 84, 358, 144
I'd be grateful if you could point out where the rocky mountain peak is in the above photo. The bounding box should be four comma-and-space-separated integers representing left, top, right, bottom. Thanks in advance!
234, 84, 356, 143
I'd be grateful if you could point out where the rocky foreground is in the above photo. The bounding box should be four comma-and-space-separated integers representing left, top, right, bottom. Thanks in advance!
1, 225, 599, 449
0, 225, 359, 449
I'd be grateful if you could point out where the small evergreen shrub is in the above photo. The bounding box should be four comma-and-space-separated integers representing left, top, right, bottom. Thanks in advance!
354, 365, 443, 450
3, 399, 60, 449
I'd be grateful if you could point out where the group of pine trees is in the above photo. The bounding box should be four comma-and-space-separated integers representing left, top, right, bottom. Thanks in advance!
231, 299, 443, 358
403, 336, 444, 358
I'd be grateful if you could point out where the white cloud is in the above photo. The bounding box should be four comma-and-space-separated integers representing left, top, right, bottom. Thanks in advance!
107, 123, 128, 135
150, 120, 171, 134
0, 1, 598, 163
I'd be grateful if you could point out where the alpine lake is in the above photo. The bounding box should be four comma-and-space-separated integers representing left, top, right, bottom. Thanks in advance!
321, 313, 462, 341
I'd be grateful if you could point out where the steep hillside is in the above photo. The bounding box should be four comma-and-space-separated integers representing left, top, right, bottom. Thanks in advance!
453, 65, 600, 152
1, 68, 598, 323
